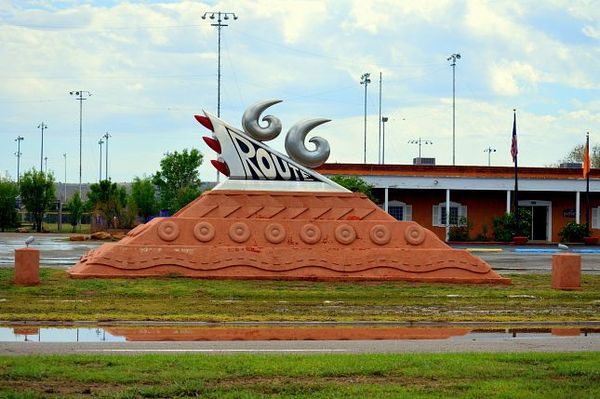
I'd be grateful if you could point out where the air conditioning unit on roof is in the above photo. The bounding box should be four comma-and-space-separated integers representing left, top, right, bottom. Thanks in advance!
559, 162, 582, 168
413, 157, 435, 165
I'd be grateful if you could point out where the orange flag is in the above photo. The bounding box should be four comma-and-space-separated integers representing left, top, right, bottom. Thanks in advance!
583, 137, 590, 178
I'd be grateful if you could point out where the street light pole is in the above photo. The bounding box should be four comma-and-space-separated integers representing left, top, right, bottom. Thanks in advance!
408, 138, 433, 160
378, 72, 382, 164
37, 123, 47, 171
202, 11, 238, 119
360, 72, 371, 163
103, 132, 111, 181
484, 146, 497, 166
98, 139, 104, 182
447, 53, 461, 166
14, 136, 24, 184
202, 11, 238, 184
63, 153, 67, 201
69, 90, 92, 196
381, 117, 388, 164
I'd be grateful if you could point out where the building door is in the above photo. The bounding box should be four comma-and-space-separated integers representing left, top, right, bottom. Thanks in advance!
519, 200, 552, 241
531, 206, 548, 240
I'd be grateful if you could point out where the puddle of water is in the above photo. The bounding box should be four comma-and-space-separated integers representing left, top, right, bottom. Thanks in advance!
1, 327, 125, 342
513, 248, 600, 254
513, 249, 559, 253
0, 326, 597, 343
0, 257, 81, 266
0, 236, 101, 267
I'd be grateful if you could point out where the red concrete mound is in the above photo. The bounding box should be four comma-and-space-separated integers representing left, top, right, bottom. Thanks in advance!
69, 190, 509, 284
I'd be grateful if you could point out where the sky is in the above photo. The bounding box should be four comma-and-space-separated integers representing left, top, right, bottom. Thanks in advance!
1, 0, 599, 185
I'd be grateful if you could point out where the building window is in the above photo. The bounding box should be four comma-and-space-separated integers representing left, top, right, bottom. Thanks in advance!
385, 201, 412, 221
592, 207, 600, 229
432, 201, 467, 227
389, 206, 404, 221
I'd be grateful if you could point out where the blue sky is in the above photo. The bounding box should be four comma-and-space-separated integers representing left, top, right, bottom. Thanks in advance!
1, 0, 599, 185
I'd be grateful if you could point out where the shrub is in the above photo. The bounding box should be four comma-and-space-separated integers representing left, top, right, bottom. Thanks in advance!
475, 223, 489, 242
448, 216, 471, 241
329, 175, 378, 202
492, 209, 532, 242
558, 222, 590, 243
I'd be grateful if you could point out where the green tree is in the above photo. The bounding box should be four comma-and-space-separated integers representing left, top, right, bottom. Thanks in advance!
153, 148, 203, 214
86, 180, 127, 229
558, 143, 600, 167
329, 175, 378, 202
131, 176, 158, 222
19, 169, 56, 233
0, 178, 19, 232
65, 192, 84, 232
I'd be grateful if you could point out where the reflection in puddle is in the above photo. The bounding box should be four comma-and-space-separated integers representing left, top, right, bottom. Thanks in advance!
0, 326, 597, 343
2, 327, 125, 342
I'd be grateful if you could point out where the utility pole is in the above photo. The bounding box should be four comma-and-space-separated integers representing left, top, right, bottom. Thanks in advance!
360, 73, 371, 163
408, 138, 433, 160
447, 53, 461, 166
98, 139, 104, 182
14, 136, 24, 184
103, 132, 111, 181
69, 90, 92, 196
202, 11, 238, 184
484, 146, 497, 166
378, 72, 382, 164
381, 117, 388, 164
37, 122, 47, 171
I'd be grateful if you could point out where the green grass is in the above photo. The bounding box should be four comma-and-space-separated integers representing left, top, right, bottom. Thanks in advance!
1, 269, 599, 322
7, 223, 92, 234
43, 223, 91, 234
1, 352, 599, 398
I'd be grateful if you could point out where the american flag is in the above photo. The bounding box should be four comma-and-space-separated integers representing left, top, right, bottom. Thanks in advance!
511, 111, 518, 163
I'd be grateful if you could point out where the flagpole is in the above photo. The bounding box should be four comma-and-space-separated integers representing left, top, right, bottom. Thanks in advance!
586, 132, 590, 228
512, 109, 519, 232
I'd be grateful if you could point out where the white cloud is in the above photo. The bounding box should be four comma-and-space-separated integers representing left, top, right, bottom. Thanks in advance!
489, 61, 541, 96
464, 0, 523, 39
582, 24, 600, 40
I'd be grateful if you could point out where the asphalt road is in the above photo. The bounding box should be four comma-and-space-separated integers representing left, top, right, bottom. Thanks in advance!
2, 232, 600, 273
2, 335, 599, 356
467, 249, 600, 274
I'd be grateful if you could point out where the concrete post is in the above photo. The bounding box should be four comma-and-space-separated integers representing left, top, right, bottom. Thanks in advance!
552, 253, 580, 290
14, 248, 40, 285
